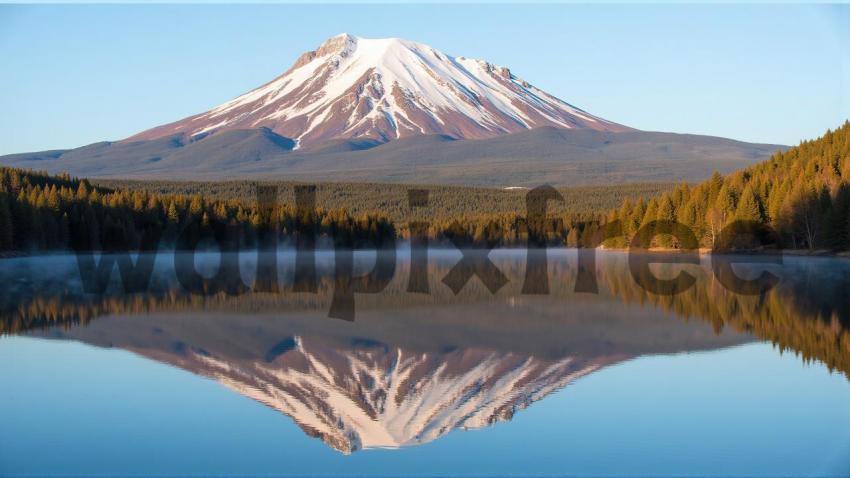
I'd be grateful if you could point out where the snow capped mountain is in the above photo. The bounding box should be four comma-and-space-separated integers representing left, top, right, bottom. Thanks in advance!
137, 336, 622, 454
128, 33, 632, 147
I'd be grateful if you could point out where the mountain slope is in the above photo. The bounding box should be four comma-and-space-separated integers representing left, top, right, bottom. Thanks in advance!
127, 33, 631, 147
0, 127, 783, 186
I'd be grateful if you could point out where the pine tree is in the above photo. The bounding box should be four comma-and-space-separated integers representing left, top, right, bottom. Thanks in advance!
637, 198, 659, 247
715, 183, 736, 221
708, 171, 724, 203
167, 202, 180, 224
767, 182, 788, 226
735, 185, 762, 222
656, 193, 676, 247
47, 185, 60, 212
189, 196, 204, 216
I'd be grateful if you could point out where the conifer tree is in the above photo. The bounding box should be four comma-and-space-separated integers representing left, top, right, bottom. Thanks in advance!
735, 186, 762, 222
656, 193, 676, 247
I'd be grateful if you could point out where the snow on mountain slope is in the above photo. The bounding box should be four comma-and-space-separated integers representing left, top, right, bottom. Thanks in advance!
128, 33, 632, 147
139, 336, 622, 454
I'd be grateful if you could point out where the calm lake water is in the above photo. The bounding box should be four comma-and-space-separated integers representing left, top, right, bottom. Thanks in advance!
1, 249, 849, 477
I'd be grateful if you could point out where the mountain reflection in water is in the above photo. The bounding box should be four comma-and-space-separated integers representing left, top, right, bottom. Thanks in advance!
1, 249, 848, 453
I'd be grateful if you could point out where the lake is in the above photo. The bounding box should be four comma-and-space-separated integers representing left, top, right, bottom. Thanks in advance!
1, 249, 849, 477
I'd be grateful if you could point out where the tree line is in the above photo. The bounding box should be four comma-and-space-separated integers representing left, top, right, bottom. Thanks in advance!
603, 121, 850, 250
93, 179, 669, 247
93, 179, 670, 228
0, 167, 666, 252
3, 121, 849, 252
0, 168, 394, 252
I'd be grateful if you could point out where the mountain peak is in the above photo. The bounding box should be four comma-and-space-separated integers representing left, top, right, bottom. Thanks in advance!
127, 34, 632, 147
328, 32, 355, 42
315, 32, 358, 57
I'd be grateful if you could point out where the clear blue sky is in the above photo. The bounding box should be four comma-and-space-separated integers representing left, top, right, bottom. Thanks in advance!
0, 3, 848, 155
